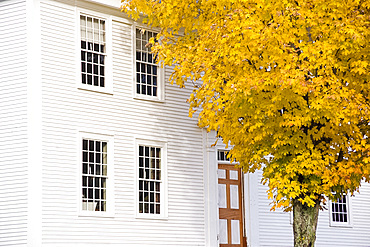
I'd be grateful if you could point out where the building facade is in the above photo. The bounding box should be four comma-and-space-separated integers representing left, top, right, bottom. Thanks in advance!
1, 0, 370, 246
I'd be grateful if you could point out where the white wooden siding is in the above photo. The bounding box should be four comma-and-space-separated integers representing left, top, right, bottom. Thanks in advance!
0, 0, 28, 246
249, 171, 370, 247
40, 0, 205, 245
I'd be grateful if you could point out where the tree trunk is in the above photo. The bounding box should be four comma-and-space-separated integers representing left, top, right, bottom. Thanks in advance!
293, 198, 320, 247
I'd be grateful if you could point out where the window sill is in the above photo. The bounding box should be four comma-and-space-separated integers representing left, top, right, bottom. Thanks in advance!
329, 223, 353, 228
135, 214, 168, 220
78, 211, 115, 218
133, 94, 164, 103
78, 85, 113, 95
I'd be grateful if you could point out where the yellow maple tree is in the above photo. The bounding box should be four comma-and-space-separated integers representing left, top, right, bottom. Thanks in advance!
122, 0, 370, 246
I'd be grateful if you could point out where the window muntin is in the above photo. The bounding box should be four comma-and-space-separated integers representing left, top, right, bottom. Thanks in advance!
80, 15, 106, 87
82, 139, 108, 212
135, 29, 158, 97
138, 145, 162, 215
331, 195, 349, 223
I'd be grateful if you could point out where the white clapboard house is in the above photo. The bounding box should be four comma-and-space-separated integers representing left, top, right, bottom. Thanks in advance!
1, 0, 370, 246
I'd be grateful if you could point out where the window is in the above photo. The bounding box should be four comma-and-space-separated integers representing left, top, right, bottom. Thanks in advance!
137, 142, 167, 218
138, 145, 161, 214
218, 150, 230, 162
80, 14, 106, 88
82, 139, 108, 212
135, 29, 160, 98
330, 194, 352, 227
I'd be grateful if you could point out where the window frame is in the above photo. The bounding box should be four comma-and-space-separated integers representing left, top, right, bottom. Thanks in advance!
78, 131, 114, 217
132, 24, 165, 102
217, 150, 232, 164
76, 9, 113, 95
135, 138, 168, 219
329, 194, 353, 227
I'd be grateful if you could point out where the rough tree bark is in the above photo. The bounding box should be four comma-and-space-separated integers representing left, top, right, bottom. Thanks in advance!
293, 198, 320, 247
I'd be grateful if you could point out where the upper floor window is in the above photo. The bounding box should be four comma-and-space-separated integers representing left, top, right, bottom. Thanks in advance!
80, 14, 106, 88
135, 29, 159, 98
330, 194, 352, 227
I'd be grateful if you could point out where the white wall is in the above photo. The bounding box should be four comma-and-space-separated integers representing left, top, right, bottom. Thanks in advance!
0, 0, 28, 246
248, 170, 294, 247
249, 171, 370, 247
39, 0, 206, 246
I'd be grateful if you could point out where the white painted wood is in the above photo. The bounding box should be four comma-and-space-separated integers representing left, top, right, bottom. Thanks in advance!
203, 129, 219, 247
231, 219, 240, 244
230, 184, 239, 209
230, 170, 238, 180
218, 184, 227, 209
26, 0, 43, 245
218, 169, 226, 179
219, 219, 228, 244
0, 0, 28, 246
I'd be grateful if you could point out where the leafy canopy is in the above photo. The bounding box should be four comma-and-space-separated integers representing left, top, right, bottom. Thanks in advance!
122, 0, 370, 209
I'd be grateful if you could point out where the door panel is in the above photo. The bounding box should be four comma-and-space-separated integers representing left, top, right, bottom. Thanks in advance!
218, 164, 246, 247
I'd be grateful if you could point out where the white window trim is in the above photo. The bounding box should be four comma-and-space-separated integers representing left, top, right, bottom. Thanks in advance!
78, 131, 115, 217
76, 9, 113, 95
134, 138, 168, 219
132, 24, 165, 102
329, 194, 353, 228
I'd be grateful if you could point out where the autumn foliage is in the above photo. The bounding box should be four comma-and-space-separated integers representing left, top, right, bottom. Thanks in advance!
122, 0, 370, 212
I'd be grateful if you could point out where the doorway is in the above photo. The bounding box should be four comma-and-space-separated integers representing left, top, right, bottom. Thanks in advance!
218, 162, 246, 246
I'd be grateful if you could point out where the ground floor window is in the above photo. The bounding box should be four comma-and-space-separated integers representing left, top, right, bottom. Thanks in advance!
82, 139, 108, 212
330, 194, 351, 227
136, 140, 167, 218
138, 145, 162, 215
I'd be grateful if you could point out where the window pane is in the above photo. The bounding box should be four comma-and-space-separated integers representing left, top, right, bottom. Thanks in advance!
87, 75, 92, 85
100, 77, 105, 87
94, 76, 99, 86
83, 151, 88, 162
153, 87, 157, 97
87, 63, 92, 73
80, 15, 86, 26
82, 74, 86, 84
